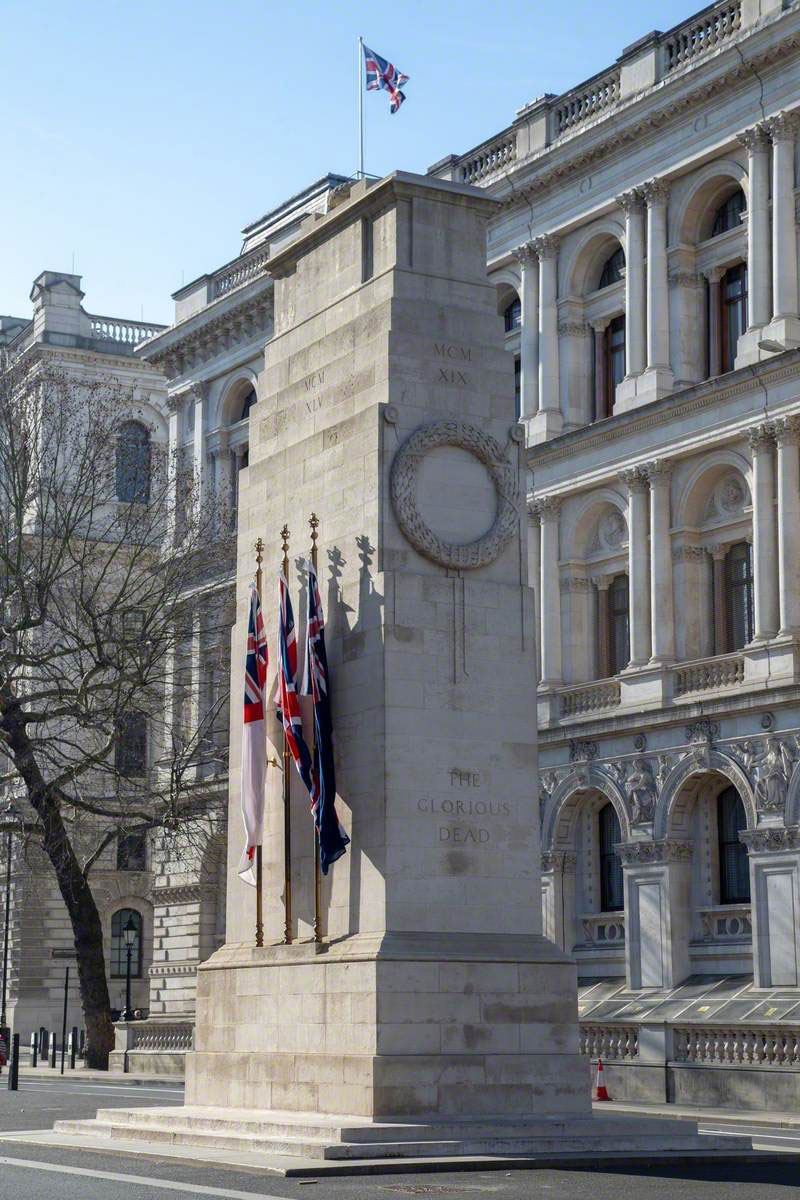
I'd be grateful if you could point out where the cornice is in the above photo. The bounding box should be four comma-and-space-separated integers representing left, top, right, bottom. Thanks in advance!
141, 285, 273, 376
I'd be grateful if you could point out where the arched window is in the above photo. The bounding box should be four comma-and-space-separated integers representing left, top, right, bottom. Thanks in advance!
116, 421, 151, 504
110, 908, 143, 978
718, 787, 750, 904
504, 297, 521, 332
608, 574, 630, 675
711, 189, 746, 238
115, 712, 147, 776
720, 264, 747, 373
237, 387, 256, 422
598, 247, 625, 289
725, 541, 754, 650
599, 803, 624, 913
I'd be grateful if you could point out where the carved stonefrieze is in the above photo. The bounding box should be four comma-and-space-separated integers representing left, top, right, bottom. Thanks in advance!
625, 757, 658, 824
541, 850, 578, 873
686, 719, 719, 744
740, 826, 800, 853
569, 739, 598, 763
390, 420, 519, 570
618, 839, 693, 865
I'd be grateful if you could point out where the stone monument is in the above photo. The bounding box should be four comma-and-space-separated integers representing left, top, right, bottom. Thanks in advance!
59, 173, 745, 1162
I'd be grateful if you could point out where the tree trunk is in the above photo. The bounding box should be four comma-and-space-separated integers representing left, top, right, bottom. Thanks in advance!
2, 703, 115, 1068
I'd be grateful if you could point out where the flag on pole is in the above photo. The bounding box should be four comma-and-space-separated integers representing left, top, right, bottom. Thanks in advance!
363, 43, 409, 113
277, 571, 314, 793
238, 582, 268, 885
302, 559, 349, 874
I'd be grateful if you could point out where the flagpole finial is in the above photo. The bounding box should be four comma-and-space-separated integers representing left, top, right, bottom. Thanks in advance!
280, 524, 290, 554
309, 512, 319, 543
254, 537, 264, 568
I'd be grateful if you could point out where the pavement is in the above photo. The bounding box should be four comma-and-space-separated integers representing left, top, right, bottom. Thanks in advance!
0, 1075, 799, 1197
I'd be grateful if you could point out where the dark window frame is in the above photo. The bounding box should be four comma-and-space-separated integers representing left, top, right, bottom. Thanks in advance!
116, 420, 151, 505
711, 189, 746, 238
117, 831, 147, 872
720, 263, 748, 374
598, 802, 624, 913
115, 712, 148, 777
504, 297, 521, 332
725, 540, 754, 651
605, 314, 626, 403
598, 247, 625, 290
717, 787, 750, 905
608, 573, 630, 676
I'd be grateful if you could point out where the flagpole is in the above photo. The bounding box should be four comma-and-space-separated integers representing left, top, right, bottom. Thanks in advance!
280, 524, 293, 945
309, 513, 322, 944
254, 538, 265, 948
357, 35, 364, 179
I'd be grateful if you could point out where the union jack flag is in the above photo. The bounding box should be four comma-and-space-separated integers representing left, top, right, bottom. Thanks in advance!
238, 582, 268, 885
363, 43, 409, 114
301, 559, 349, 874
277, 571, 313, 794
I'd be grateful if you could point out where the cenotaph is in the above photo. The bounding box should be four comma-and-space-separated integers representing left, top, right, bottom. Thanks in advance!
60, 173, 744, 1163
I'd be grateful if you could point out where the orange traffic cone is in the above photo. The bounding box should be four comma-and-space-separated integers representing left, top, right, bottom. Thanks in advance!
594, 1057, 611, 1101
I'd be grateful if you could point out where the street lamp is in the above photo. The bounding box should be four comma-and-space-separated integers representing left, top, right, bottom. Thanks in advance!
122, 914, 138, 1023
0, 802, 22, 1045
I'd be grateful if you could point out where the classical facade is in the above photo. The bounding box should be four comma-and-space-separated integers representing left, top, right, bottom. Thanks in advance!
431, 0, 800, 1105
0, 273, 168, 1040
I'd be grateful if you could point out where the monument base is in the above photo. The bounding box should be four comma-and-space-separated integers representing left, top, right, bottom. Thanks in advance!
54, 1106, 751, 1164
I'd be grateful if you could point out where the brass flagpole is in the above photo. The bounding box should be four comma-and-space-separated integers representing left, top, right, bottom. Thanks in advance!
309, 513, 322, 944
281, 524, 293, 945
254, 538, 264, 949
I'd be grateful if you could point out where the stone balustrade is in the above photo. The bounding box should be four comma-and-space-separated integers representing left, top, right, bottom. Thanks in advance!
559, 678, 621, 717
212, 245, 271, 299
697, 904, 752, 941
459, 134, 517, 185
580, 913, 625, 945
673, 653, 745, 696
551, 68, 621, 139
662, 1, 742, 74
580, 1023, 639, 1060
129, 1021, 194, 1053
88, 315, 166, 346
674, 1024, 800, 1065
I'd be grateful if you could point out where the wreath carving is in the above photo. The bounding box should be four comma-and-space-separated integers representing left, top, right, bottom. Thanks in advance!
390, 420, 519, 569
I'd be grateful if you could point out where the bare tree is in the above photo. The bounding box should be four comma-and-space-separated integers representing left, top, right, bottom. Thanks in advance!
0, 356, 231, 1067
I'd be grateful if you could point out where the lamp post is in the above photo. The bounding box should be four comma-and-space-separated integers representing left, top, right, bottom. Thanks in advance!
122, 914, 137, 1023
0, 802, 21, 1046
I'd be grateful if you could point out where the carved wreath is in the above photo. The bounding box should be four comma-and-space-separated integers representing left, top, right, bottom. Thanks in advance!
390, 420, 519, 570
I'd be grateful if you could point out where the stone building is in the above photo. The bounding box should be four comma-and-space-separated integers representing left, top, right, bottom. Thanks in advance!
431, 0, 800, 1107
0, 273, 168, 1040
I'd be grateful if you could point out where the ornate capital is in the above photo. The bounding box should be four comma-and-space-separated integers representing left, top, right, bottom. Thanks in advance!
592, 573, 615, 591
616, 188, 645, 215
532, 495, 562, 521
617, 839, 694, 865
737, 123, 771, 153
558, 320, 591, 338
740, 826, 800, 853
642, 177, 670, 207
747, 422, 777, 452
532, 233, 560, 261
767, 110, 800, 143
619, 466, 649, 494
541, 850, 578, 873
512, 241, 538, 266
706, 543, 728, 562
672, 543, 706, 562
774, 415, 800, 448
644, 458, 673, 484
703, 266, 726, 285
560, 575, 592, 593
669, 271, 702, 289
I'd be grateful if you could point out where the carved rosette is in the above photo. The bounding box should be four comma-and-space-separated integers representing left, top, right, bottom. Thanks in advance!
390, 420, 519, 570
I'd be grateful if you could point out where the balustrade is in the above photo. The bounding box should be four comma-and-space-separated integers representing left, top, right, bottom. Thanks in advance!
697, 905, 752, 941
459, 135, 517, 185
581, 914, 625, 945
559, 678, 621, 717
212, 246, 271, 299
551, 68, 620, 138
674, 653, 744, 696
88, 315, 165, 346
129, 1022, 193, 1053
580, 1023, 639, 1060
674, 1025, 800, 1066
662, 2, 742, 74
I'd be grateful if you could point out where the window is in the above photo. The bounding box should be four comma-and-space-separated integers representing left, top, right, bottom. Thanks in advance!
115, 713, 147, 776
720, 264, 747, 374
110, 908, 143, 978
117, 831, 147, 872
606, 316, 626, 396
599, 803, 624, 913
599, 247, 625, 289
514, 357, 521, 420
238, 388, 256, 422
608, 573, 630, 675
116, 421, 151, 504
712, 189, 746, 238
718, 787, 750, 904
504, 297, 521, 332
725, 542, 754, 650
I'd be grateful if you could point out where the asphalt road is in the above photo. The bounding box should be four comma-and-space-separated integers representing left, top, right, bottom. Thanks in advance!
0, 1078, 799, 1199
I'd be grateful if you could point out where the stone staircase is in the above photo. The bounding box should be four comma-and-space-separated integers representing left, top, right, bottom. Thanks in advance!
54, 1106, 752, 1162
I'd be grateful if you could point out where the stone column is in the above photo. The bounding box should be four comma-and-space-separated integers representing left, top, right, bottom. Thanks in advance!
645, 460, 675, 665
621, 468, 651, 667
535, 496, 562, 685
775, 416, 800, 635
737, 125, 771, 350
765, 112, 800, 348
165, 397, 180, 547
618, 189, 646, 377
709, 545, 728, 655
594, 575, 613, 678
749, 423, 779, 641
192, 385, 207, 523
530, 234, 562, 441
705, 267, 724, 378
211, 432, 233, 534
528, 505, 542, 681
541, 851, 577, 952
620, 841, 693, 990
512, 243, 539, 420
592, 320, 609, 420
740, 828, 800, 989
642, 179, 673, 396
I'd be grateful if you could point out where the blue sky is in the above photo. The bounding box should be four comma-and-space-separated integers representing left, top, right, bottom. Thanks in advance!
2, 0, 698, 324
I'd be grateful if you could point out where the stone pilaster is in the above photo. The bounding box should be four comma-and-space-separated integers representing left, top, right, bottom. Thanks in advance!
645, 459, 674, 665
533, 495, 562, 685
528, 234, 562, 442
512, 243, 539, 421
735, 124, 772, 366
760, 112, 800, 351
620, 467, 650, 667
748, 423, 779, 640
639, 179, 674, 400
775, 416, 800, 634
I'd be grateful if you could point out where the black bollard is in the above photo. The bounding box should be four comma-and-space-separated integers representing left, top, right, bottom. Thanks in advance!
39, 1028, 46, 1059
30, 1032, 37, 1068
79, 1029, 85, 1059
69, 1026, 77, 1070
49, 1035, 56, 1069
7, 1034, 18, 1091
